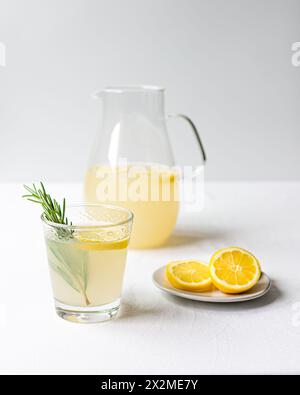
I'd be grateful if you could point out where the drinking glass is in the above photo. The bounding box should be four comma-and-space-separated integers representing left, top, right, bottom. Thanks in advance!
42, 204, 133, 323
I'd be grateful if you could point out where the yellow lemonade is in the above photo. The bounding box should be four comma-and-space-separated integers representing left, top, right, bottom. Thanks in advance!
46, 234, 128, 307
84, 165, 180, 248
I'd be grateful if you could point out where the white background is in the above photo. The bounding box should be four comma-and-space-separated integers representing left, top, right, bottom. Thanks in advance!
0, 0, 299, 181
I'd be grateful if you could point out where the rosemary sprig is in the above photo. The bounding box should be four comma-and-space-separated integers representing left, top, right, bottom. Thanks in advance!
22, 182, 73, 239
22, 182, 91, 305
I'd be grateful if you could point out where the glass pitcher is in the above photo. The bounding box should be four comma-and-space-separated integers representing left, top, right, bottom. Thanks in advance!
84, 86, 206, 248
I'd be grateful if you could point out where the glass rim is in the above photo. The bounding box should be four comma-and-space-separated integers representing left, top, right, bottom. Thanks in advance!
41, 203, 134, 230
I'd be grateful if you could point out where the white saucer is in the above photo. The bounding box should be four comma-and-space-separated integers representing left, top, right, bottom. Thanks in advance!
152, 266, 272, 303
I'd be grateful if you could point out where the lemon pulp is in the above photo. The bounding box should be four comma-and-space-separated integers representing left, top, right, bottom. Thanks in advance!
166, 260, 212, 291
209, 247, 261, 294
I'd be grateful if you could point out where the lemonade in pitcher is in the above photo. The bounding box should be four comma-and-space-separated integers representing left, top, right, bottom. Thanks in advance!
85, 164, 180, 248
86, 86, 206, 249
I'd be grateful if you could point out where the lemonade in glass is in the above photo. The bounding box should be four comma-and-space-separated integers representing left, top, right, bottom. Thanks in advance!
42, 204, 133, 323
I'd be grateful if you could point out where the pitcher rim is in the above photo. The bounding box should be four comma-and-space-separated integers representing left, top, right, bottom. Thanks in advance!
101, 85, 165, 94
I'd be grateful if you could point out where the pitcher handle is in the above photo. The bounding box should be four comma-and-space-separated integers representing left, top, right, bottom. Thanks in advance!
167, 114, 207, 164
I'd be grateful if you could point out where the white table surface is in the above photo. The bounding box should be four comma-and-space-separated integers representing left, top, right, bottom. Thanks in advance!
1, 182, 300, 375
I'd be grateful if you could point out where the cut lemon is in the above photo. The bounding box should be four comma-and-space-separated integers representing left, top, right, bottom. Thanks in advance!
74, 231, 129, 251
166, 260, 212, 291
209, 247, 261, 294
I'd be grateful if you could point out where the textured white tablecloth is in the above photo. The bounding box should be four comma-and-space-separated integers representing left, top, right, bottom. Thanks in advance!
0, 182, 299, 374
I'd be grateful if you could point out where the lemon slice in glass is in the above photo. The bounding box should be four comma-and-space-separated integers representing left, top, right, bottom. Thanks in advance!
74, 231, 129, 251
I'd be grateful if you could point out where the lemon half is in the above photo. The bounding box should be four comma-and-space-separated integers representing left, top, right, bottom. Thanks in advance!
209, 247, 261, 294
166, 260, 212, 291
